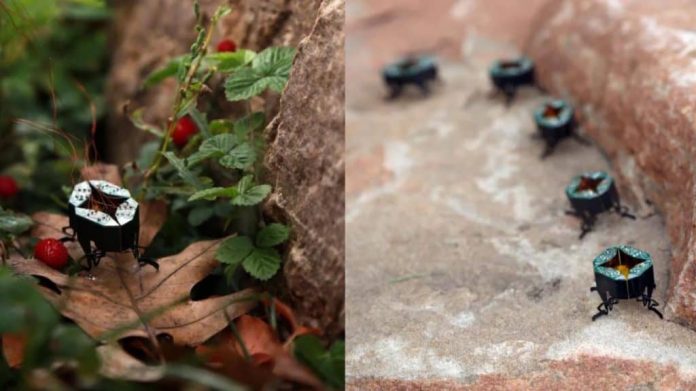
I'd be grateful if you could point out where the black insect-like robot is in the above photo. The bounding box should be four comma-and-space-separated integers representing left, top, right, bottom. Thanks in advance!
565, 171, 635, 239
489, 56, 535, 104
382, 55, 438, 99
61, 180, 158, 271
590, 245, 662, 321
533, 99, 585, 157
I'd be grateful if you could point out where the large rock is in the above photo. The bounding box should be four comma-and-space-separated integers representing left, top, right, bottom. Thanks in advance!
264, 0, 345, 336
528, 0, 696, 329
105, 0, 321, 164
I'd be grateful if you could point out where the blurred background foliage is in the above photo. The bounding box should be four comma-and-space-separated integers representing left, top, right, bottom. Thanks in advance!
0, 0, 110, 213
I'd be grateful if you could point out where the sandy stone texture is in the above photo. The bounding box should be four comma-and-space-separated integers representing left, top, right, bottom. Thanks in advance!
527, 0, 696, 333
264, 0, 345, 336
347, 0, 696, 387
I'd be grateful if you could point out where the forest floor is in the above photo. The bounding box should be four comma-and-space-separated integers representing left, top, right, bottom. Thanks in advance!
345, 5, 696, 387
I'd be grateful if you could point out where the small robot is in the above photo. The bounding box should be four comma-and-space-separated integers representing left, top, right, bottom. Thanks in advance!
533, 99, 580, 157
565, 171, 635, 239
61, 180, 158, 271
489, 56, 535, 104
382, 55, 438, 99
590, 245, 662, 320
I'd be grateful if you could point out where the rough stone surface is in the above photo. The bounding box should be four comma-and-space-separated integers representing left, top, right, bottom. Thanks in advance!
105, 0, 321, 165
527, 0, 696, 332
347, 0, 696, 387
264, 0, 345, 336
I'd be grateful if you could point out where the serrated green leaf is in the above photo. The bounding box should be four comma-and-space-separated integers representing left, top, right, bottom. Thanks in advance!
242, 248, 281, 281
219, 143, 256, 170
162, 151, 201, 188
216, 236, 254, 268
187, 206, 214, 226
188, 186, 237, 201
294, 335, 345, 389
187, 134, 239, 166
0, 210, 33, 235
205, 50, 256, 73
256, 223, 290, 248
236, 175, 254, 193
232, 184, 271, 206
224, 47, 295, 101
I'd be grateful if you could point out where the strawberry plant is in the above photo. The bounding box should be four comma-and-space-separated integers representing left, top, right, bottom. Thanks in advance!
127, 1, 295, 286
0, 1, 342, 389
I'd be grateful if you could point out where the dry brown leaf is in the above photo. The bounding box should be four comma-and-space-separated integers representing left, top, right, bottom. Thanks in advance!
235, 315, 324, 389
97, 344, 165, 382
266, 298, 321, 346
9, 212, 257, 347
2, 333, 26, 368
196, 330, 278, 389
137, 199, 167, 248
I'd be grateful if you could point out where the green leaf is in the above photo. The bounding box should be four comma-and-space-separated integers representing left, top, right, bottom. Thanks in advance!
213, 202, 234, 217
233, 112, 266, 138
188, 186, 237, 201
143, 56, 188, 87
128, 109, 164, 138
185, 107, 210, 138
294, 335, 345, 389
187, 134, 238, 166
216, 236, 254, 268
224, 47, 295, 101
242, 248, 281, 281
0, 210, 33, 235
205, 50, 256, 73
219, 143, 256, 170
256, 223, 290, 247
188, 206, 214, 226
209, 119, 234, 135
162, 152, 201, 188
232, 184, 271, 206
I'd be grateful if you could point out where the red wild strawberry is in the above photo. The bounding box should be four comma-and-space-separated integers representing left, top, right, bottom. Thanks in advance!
171, 116, 198, 147
216, 39, 237, 53
0, 175, 18, 198
34, 238, 69, 270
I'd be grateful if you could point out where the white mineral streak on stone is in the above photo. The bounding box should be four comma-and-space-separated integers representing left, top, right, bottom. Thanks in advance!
348, 337, 425, 378
547, 320, 696, 378
551, 1, 574, 27
473, 340, 538, 373
474, 115, 535, 221
346, 141, 413, 222
452, 311, 476, 328
430, 186, 509, 231
489, 236, 591, 282
450, 0, 475, 20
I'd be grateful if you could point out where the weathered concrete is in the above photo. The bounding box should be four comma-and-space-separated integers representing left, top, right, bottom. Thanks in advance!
527, 0, 696, 333
346, 0, 696, 387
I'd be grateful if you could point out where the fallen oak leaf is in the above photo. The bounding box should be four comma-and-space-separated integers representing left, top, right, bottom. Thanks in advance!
196, 329, 278, 389
234, 315, 323, 389
97, 344, 165, 382
2, 332, 26, 368
265, 297, 321, 346
9, 213, 258, 347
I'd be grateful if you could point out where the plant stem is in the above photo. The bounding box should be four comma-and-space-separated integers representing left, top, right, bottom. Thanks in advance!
142, 17, 217, 189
